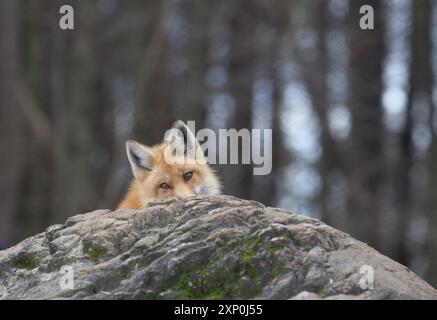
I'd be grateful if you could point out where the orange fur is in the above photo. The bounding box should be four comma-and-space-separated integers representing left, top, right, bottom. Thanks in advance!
117, 140, 220, 210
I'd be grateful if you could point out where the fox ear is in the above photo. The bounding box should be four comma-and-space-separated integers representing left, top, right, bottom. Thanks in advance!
126, 140, 154, 178
169, 120, 202, 157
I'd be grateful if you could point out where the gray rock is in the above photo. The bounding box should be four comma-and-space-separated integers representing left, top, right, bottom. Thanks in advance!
0, 195, 436, 300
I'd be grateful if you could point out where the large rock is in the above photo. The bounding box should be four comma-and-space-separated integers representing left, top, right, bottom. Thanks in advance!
0, 196, 436, 300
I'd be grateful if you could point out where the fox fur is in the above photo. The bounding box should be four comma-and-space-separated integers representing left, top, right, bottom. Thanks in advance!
117, 121, 221, 209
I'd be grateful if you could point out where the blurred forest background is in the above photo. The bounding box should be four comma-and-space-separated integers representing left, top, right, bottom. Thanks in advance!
1, 0, 437, 287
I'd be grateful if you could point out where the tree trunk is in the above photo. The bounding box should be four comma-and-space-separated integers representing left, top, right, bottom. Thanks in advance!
133, 1, 172, 146
405, 0, 437, 287
173, 0, 211, 129
51, 1, 99, 222
223, 0, 257, 200
0, 0, 23, 247
347, 0, 386, 248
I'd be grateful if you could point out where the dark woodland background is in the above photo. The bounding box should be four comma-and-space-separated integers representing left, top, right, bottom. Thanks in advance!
1, 0, 437, 287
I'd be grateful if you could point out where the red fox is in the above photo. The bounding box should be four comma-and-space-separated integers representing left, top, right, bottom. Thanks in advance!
117, 121, 221, 209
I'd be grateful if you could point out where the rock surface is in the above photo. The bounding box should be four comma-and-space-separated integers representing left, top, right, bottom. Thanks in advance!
0, 195, 436, 300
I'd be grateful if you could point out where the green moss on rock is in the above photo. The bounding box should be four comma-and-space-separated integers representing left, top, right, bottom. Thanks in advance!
82, 240, 108, 263
11, 255, 38, 270
167, 235, 286, 299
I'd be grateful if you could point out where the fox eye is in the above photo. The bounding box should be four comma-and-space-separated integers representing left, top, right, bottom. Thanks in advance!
183, 171, 193, 181
160, 183, 170, 190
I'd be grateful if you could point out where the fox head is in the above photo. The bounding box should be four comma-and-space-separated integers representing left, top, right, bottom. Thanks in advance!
124, 121, 221, 206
